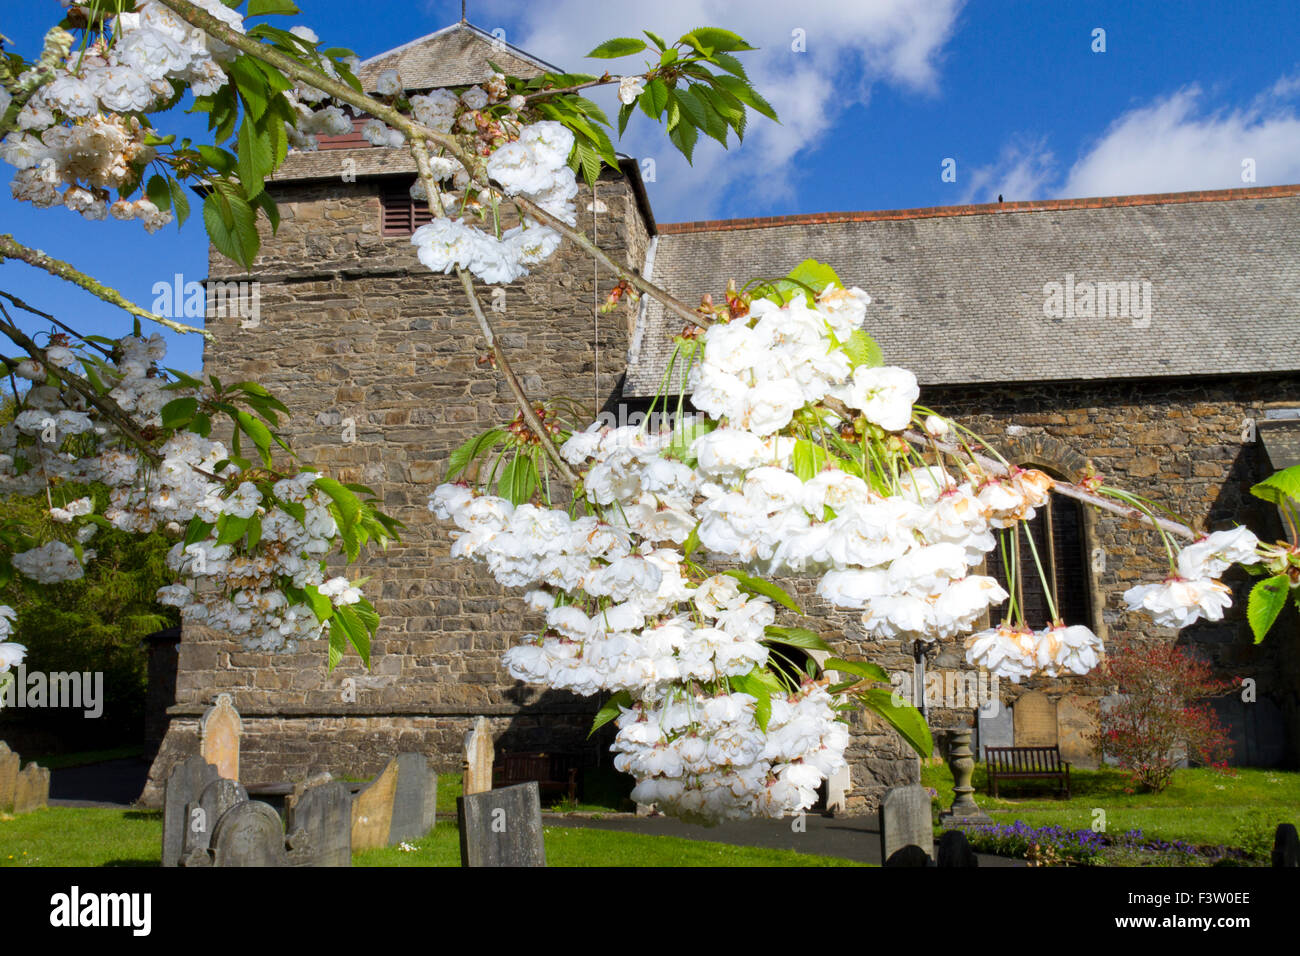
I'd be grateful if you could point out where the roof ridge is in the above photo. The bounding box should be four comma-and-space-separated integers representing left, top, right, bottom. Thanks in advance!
359, 21, 564, 77
656, 184, 1300, 235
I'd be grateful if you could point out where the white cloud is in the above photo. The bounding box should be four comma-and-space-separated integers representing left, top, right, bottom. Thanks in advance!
1060, 82, 1300, 198
966, 77, 1300, 205
474, 0, 964, 219
959, 136, 1057, 204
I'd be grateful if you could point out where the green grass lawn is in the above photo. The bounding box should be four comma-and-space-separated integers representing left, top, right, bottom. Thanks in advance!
355, 820, 864, 867
921, 762, 1300, 853
1, 807, 862, 867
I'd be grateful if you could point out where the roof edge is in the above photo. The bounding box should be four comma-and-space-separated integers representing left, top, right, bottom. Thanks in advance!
656, 184, 1300, 235
359, 21, 564, 77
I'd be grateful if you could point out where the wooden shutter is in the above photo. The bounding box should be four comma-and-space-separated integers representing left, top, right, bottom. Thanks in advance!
379, 178, 434, 236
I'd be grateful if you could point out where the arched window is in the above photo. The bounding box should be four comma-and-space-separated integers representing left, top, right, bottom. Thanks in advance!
986, 478, 1092, 630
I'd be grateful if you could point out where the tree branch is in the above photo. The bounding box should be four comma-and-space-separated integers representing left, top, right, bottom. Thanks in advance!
0, 304, 162, 464
0, 235, 209, 338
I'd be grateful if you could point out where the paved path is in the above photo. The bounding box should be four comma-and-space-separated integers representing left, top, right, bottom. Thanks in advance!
543, 811, 1024, 866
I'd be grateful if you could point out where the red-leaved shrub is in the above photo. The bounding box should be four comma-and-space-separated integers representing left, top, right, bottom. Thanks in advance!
1090, 641, 1237, 792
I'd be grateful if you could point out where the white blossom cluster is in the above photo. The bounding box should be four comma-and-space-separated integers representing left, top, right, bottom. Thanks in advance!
0, 333, 368, 653
1121, 526, 1260, 629
612, 684, 848, 823
408, 121, 574, 284
2, 0, 245, 227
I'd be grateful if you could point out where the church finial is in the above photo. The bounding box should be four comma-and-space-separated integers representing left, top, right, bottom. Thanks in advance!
461, 1, 467, 23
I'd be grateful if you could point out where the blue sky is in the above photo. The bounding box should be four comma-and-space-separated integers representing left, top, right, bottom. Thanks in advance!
2, 0, 1297, 372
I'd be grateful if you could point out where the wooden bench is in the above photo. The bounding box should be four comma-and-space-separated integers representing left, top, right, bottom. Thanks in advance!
985, 745, 1071, 798
493, 751, 580, 804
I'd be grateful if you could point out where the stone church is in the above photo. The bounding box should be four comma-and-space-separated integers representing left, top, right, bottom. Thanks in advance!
142, 21, 1300, 808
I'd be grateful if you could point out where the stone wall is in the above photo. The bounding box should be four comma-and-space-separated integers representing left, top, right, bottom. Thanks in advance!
144, 166, 649, 804
147, 161, 1299, 810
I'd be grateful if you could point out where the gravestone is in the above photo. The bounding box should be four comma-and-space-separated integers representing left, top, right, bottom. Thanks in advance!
163, 755, 221, 867
200, 693, 241, 781
390, 752, 437, 845
883, 844, 931, 867
1013, 691, 1058, 747
0, 742, 19, 812
12, 763, 49, 813
458, 781, 546, 867
287, 776, 353, 867
209, 800, 289, 867
937, 829, 979, 867
183, 777, 248, 863
1273, 823, 1299, 867
1056, 695, 1100, 769
976, 698, 1013, 760
878, 784, 934, 866
463, 716, 494, 795
351, 756, 400, 852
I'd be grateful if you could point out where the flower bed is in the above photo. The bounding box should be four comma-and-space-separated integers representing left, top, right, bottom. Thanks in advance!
954, 821, 1255, 866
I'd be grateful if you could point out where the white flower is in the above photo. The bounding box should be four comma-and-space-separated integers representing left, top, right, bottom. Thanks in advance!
840, 365, 918, 432
376, 69, 403, 96
0, 641, 27, 672
1123, 577, 1233, 629
1176, 527, 1260, 579
618, 76, 646, 105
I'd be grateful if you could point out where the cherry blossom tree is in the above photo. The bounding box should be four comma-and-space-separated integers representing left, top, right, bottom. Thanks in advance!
0, 0, 1290, 823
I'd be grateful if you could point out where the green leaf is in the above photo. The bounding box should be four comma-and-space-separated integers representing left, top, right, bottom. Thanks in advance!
841, 329, 884, 369
448, 428, 508, 480
499, 454, 537, 505
166, 176, 191, 228
587, 37, 648, 58
1251, 465, 1300, 506
197, 145, 236, 174
643, 30, 668, 51
161, 396, 198, 430
1248, 573, 1291, 643
236, 117, 273, 199
666, 97, 699, 162
683, 522, 702, 559
216, 515, 250, 546
787, 258, 842, 297
315, 476, 362, 528
235, 410, 273, 466
639, 78, 669, 119
589, 690, 633, 736
825, 657, 890, 684
710, 72, 778, 121
334, 604, 371, 668
146, 174, 172, 212
723, 570, 801, 614
203, 181, 260, 269
859, 687, 933, 758
682, 28, 757, 53
729, 671, 773, 731
792, 439, 828, 482
304, 584, 333, 623
763, 625, 830, 651
327, 624, 345, 671
247, 0, 300, 14
183, 517, 213, 547
245, 512, 262, 549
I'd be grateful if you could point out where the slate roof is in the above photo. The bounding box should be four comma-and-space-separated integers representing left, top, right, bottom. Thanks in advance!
624, 186, 1300, 397
357, 21, 559, 92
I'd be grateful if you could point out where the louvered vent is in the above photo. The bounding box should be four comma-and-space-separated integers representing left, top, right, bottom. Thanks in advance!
380, 178, 434, 236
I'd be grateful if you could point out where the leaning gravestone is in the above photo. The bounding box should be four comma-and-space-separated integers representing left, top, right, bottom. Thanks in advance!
1013, 691, 1058, 747
287, 776, 353, 867
937, 829, 979, 867
463, 717, 494, 795
209, 800, 289, 867
163, 755, 221, 867
389, 753, 437, 845
351, 756, 400, 852
13, 763, 49, 813
182, 777, 248, 863
0, 742, 19, 811
1273, 823, 1300, 867
200, 693, 241, 782
1056, 695, 1100, 769
879, 784, 934, 866
458, 781, 545, 867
